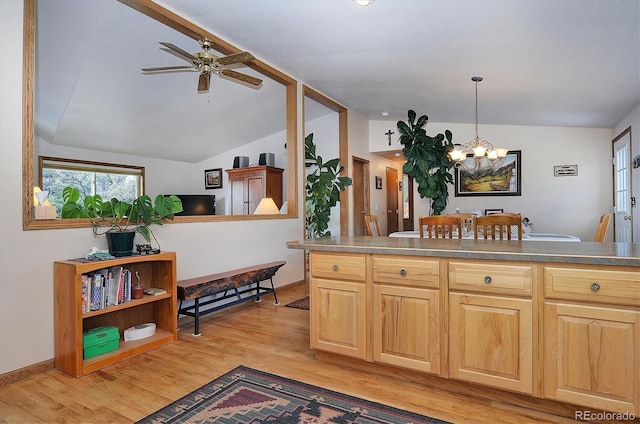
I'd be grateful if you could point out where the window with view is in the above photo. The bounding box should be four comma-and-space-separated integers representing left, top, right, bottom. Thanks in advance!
38, 157, 144, 217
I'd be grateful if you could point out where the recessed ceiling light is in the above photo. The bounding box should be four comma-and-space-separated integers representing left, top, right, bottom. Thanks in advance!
381, 111, 389, 117
354, 0, 375, 6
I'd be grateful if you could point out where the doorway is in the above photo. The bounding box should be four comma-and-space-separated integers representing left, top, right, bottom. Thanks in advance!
385, 167, 399, 234
612, 127, 633, 242
402, 174, 414, 230
352, 157, 370, 236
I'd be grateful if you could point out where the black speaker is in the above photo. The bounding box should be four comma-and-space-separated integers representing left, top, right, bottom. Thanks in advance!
233, 156, 249, 168
259, 153, 275, 166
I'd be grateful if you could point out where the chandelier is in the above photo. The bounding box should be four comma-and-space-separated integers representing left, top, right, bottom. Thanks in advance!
449, 77, 508, 166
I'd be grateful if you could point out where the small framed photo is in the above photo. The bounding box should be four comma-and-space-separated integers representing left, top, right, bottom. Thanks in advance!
375, 176, 383, 190
484, 208, 504, 215
204, 168, 223, 189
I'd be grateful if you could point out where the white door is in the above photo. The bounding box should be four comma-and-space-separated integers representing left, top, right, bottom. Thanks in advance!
613, 128, 632, 242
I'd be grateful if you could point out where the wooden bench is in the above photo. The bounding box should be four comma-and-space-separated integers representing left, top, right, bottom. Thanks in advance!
177, 261, 285, 336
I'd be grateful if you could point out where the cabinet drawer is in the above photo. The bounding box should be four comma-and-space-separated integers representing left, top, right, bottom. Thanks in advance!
372, 255, 439, 288
544, 266, 639, 306
449, 261, 533, 296
311, 252, 366, 282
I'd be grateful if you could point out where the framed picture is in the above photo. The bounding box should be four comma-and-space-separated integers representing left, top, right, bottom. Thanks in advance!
454, 150, 521, 196
375, 176, 383, 190
204, 168, 223, 189
484, 208, 504, 215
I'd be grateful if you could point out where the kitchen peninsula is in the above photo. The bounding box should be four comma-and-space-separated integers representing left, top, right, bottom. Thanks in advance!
287, 237, 640, 416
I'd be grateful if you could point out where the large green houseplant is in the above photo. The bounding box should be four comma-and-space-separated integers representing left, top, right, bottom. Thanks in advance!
397, 110, 455, 215
61, 186, 183, 256
305, 133, 352, 238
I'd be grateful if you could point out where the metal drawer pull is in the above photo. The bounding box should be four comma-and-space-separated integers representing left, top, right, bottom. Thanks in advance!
484, 276, 492, 284
591, 282, 601, 291
400, 269, 407, 276
333, 265, 339, 271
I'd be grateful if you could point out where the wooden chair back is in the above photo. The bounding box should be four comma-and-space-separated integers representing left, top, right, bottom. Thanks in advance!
419, 216, 462, 239
475, 213, 523, 240
593, 213, 611, 242
364, 214, 382, 236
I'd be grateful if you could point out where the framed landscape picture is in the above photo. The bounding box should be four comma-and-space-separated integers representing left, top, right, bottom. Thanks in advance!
455, 150, 521, 196
204, 168, 223, 189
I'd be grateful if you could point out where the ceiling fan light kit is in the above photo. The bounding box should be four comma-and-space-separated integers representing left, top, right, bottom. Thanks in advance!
142, 38, 262, 92
449, 76, 507, 167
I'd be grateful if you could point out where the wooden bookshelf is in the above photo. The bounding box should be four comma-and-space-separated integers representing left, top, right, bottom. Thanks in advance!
54, 252, 177, 377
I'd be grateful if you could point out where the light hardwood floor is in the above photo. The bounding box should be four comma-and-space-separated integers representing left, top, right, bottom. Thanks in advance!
0, 283, 593, 423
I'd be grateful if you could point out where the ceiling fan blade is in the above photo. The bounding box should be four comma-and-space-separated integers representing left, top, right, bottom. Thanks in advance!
141, 65, 194, 72
159, 42, 196, 62
216, 51, 255, 66
220, 69, 263, 86
198, 72, 211, 92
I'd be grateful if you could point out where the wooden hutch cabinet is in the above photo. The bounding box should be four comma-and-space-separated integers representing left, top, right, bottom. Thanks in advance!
226, 166, 283, 215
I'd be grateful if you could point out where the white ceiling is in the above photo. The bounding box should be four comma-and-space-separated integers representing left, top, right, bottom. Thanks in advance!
36, 0, 639, 163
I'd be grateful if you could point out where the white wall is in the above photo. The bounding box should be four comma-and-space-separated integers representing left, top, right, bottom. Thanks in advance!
370, 120, 613, 241
0, 2, 304, 375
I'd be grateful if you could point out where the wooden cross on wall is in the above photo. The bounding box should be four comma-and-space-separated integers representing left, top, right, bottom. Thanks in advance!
385, 130, 395, 146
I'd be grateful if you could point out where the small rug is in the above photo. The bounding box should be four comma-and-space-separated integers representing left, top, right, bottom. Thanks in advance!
285, 296, 309, 310
138, 365, 450, 423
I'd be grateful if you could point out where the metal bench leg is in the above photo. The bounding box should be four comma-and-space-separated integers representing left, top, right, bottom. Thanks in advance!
270, 277, 280, 305
177, 299, 183, 331
193, 298, 201, 337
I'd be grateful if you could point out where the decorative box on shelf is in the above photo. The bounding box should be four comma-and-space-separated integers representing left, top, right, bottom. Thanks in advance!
34, 205, 57, 220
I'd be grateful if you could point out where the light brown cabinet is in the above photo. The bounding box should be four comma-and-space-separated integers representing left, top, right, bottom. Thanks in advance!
543, 265, 640, 414
54, 252, 177, 377
372, 255, 441, 374
309, 252, 368, 360
291, 238, 640, 416
226, 166, 283, 215
448, 260, 534, 394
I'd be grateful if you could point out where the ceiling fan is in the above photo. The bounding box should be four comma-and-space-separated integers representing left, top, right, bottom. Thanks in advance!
141, 38, 263, 92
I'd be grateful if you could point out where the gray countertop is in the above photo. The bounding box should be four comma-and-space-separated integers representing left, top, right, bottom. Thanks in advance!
287, 236, 640, 267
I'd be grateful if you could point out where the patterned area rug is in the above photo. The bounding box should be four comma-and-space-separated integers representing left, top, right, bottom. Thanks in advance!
138, 365, 450, 423
285, 296, 309, 310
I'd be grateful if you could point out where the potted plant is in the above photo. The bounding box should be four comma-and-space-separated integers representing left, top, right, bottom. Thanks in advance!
305, 133, 352, 238
61, 186, 183, 256
397, 110, 455, 215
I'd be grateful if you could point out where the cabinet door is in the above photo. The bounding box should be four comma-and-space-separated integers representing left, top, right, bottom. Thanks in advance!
449, 293, 533, 394
310, 277, 367, 360
230, 178, 246, 215
246, 175, 264, 214
373, 284, 440, 374
544, 302, 639, 414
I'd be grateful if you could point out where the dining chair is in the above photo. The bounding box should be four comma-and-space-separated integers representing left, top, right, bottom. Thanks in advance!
364, 214, 382, 236
474, 213, 523, 240
448, 212, 477, 236
593, 213, 611, 242
419, 216, 462, 239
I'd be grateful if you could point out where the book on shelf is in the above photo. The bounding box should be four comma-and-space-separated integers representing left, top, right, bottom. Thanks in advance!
82, 267, 134, 313
144, 287, 167, 296
81, 275, 90, 314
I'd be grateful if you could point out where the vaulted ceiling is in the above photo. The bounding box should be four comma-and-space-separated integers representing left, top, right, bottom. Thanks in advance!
36, 0, 639, 163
